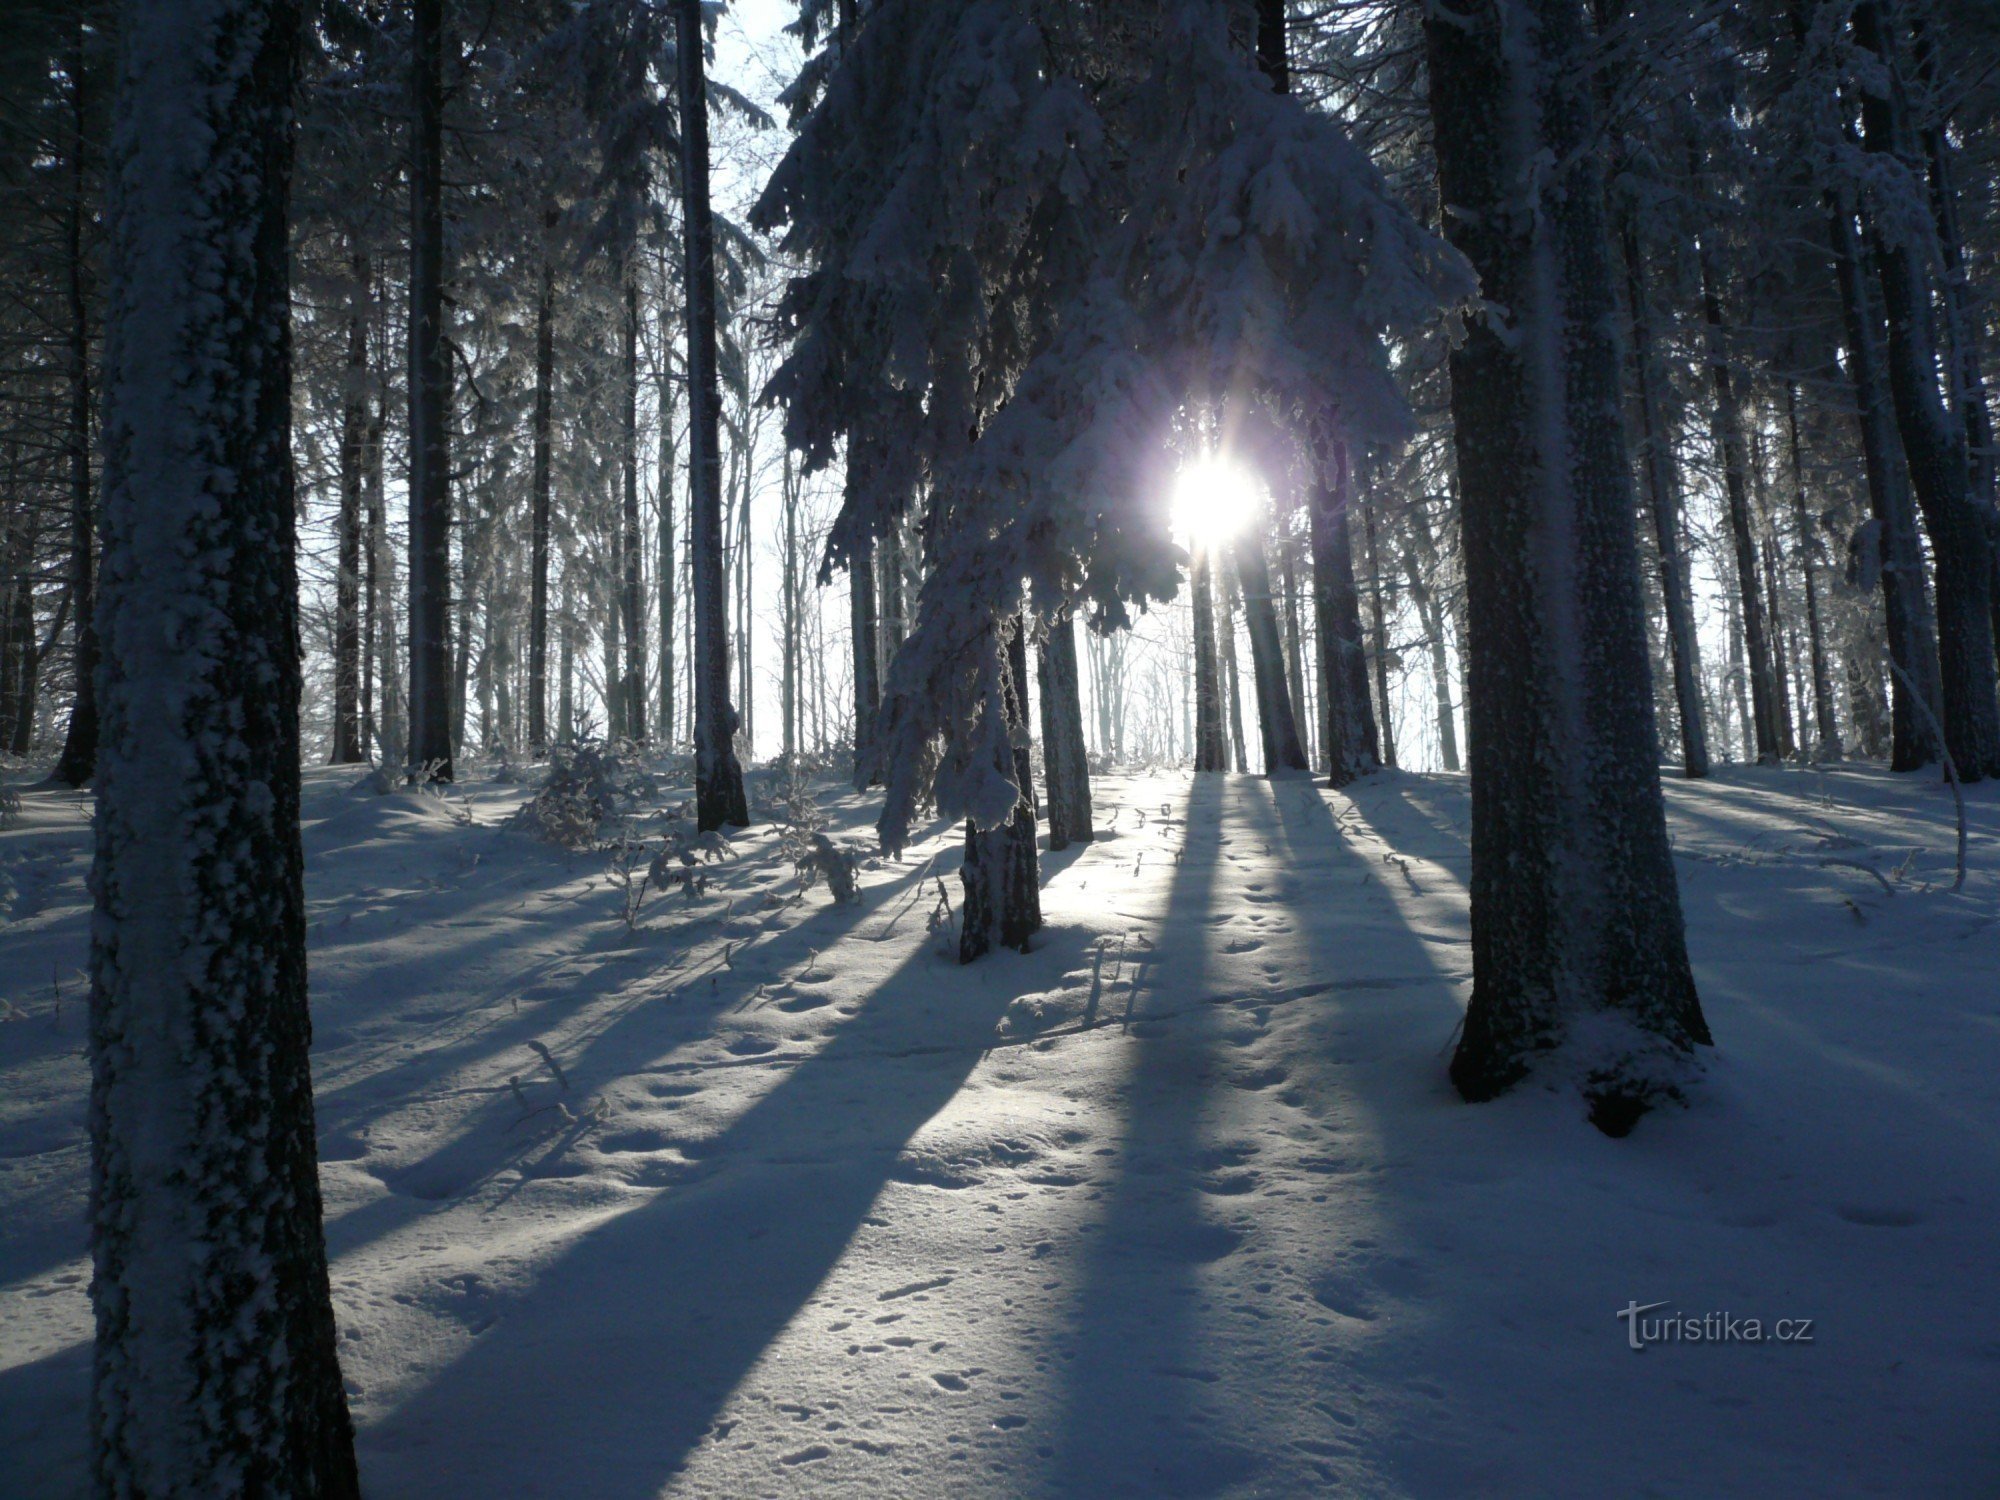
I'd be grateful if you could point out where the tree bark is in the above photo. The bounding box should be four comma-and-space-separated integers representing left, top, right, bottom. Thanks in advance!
330, 249, 368, 763
675, 0, 748, 828
1852, 0, 2000, 781
90, 3, 359, 1489
1037, 612, 1094, 848
1360, 491, 1398, 769
621, 271, 647, 742
1190, 542, 1228, 771
406, 0, 453, 781
51, 41, 97, 789
960, 618, 1042, 961
1424, 0, 1709, 1132
1231, 523, 1310, 773
528, 241, 554, 751
1697, 230, 1783, 765
1306, 439, 1381, 786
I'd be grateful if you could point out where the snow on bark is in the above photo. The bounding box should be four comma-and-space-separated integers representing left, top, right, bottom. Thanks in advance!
88, 0, 359, 1492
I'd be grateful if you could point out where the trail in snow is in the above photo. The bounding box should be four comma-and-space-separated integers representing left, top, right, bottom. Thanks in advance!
1, 762, 1996, 1496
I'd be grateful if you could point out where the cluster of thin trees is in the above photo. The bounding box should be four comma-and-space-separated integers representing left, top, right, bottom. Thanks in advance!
6, 0, 1992, 1489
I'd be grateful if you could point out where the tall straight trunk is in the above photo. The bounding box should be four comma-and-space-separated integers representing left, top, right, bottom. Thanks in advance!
451, 551, 472, 750
330, 250, 368, 763
1220, 567, 1248, 771
1424, 0, 1708, 1131
1231, 524, 1310, 773
558, 583, 574, 743
406, 0, 452, 781
1618, 221, 1709, 776
657, 299, 678, 747
1698, 233, 1783, 765
675, 0, 747, 827
361, 400, 382, 760
735, 410, 752, 757
1038, 612, 1094, 848
528, 244, 553, 751
848, 515, 880, 777
781, 451, 799, 760
603, 552, 622, 739
1723, 582, 1750, 759
621, 273, 646, 742
1852, 0, 2000, 780
1306, 442, 1381, 785
1277, 518, 1312, 765
881, 518, 907, 662
51, 41, 97, 788
1785, 384, 1842, 755
960, 617, 1042, 961
1190, 543, 1227, 771
1360, 491, 1398, 769
1398, 528, 1463, 774
90, 2, 359, 1489
1750, 426, 1797, 757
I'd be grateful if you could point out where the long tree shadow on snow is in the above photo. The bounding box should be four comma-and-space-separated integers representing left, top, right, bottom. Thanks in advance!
1044, 775, 1268, 1497
359, 892, 1083, 1498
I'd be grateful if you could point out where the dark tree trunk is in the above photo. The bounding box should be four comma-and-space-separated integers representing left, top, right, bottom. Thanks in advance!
621, 272, 647, 742
1424, 0, 1709, 1132
1697, 232, 1783, 765
1038, 613, 1094, 848
849, 516, 880, 779
657, 317, 678, 747
1190, 543, 1228, 771
960, 619, 1042, 961
51, 47, 97, 789
1360, 491, 1398, 769
361, 399, 382, 760
406, 0, 452, 781
528, 244, 553, 751
89, 3, 359, 1490
1278, 519, 1312, 765
1232, 525, 1310, 773
1306, 440, 1381, 786
330, 250, 368, 764
1853, 0, 2000, 781
675, 0, 747, 828
1785, 384, 1842, 756
1220, 567, 1248, 771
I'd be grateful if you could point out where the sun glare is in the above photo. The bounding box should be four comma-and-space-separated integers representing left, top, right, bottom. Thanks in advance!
1170, 455, 1263, 549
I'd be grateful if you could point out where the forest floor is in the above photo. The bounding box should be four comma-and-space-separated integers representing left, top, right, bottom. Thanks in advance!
1, 758, 1997, 1497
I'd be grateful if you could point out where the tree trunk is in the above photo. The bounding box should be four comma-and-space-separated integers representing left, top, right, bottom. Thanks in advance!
960, 618, 1042, 961
90, 3, 359, 1489
1306, 441, 1381, 786
1231, 524, 1310, 773
1277, 517, 1312, 765
621, 272, 647, 743
675, 0, 748, 828
1038, 612, 1094, 848
848, 517, 880, 779
1424, 0, 1709, 1132
330, 249, 368, 763
657, 294, 679, 748
528, 242, 553, 752
1785, 384, 1842, 756
1853, 0, 2000, 781
1697, 231, 1783, 765
1398, 524, 1462, 774
406, 0, 452, 781
1190, 543, 1228, 771
361, 398, 382, 760
1219, 566, 1248, 771
1360, 491, 1398, 769
51, 44, 97, 789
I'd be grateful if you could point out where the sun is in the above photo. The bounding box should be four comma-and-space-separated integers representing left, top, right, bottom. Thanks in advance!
1170, 455, 1263, 549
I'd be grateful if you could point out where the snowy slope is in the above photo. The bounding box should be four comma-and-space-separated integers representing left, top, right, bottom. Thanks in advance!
2, 761, 1997, 1497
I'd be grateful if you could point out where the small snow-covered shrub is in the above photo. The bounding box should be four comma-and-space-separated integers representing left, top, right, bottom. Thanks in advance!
514, 740, 648, 850
772, 762, 860, 905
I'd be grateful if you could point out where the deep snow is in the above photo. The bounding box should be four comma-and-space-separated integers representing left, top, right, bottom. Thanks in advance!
2, 760, 1996, 1496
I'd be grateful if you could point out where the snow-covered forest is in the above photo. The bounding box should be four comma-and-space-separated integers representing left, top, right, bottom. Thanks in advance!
2, 0, 1998, 1494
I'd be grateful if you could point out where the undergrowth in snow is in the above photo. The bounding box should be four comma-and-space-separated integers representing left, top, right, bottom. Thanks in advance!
2, 759, 1996, 1496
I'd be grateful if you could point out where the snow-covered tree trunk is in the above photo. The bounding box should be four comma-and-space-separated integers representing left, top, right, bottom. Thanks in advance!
528, 245, 553, 752
1425, 0, 1710, 1133
675, 0, 747, 829
1853, 0, 2000, 781
406, 0, 453, 781
51, 37, 98, 790
330, 249, 368, 765
89, 0, 359, 1490
1231, 526, 1309, 773
1037, 612, 1093, 849
1307, 441, 1381, 787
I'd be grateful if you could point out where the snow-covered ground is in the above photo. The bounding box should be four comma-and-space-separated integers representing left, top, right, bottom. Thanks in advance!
3, 759, 1996, 1497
